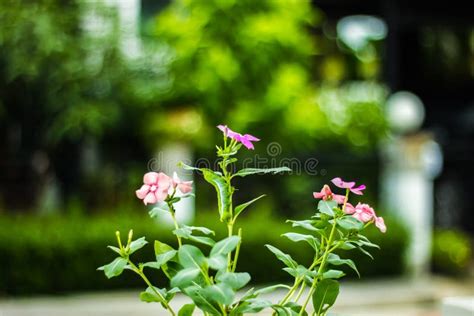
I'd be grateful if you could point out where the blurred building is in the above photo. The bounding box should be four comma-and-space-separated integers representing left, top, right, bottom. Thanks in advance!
315, 0, 474, 233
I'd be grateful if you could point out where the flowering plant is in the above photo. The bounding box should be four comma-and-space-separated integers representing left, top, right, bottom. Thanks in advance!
99, 125, 385, 316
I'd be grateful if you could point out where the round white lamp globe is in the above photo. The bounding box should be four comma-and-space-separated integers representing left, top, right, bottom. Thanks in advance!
386, 91, 425, 134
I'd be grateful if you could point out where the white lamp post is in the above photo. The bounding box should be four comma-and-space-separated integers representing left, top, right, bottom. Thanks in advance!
381, 91, 442, 277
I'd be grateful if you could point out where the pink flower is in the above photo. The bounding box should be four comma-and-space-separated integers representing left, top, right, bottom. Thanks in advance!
351, 203, 375, 223
217, 125, 260, 150
375, 216, 387, 233
345, 202, 387, 233
313, 185, 346, 204
331, 177, 366, 195
172, 172, 193, 194
135, 172, 172, 205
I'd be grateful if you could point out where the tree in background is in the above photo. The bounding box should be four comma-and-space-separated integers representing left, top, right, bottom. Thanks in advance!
0, 1, 167, 212
147, 0, 387, 151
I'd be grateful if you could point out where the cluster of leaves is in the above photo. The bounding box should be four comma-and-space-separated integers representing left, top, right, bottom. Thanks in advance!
265, 199, 381, 315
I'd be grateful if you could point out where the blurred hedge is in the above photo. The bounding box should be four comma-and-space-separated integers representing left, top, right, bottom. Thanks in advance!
0, 211, 408, 295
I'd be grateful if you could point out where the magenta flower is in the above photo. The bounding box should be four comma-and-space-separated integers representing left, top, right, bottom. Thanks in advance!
135, 172, 171, 205
217, 125, 260, 150
345, 203, 386, 233
172, 172, 193, 194
331, 177, 366, 195
313, 184, 346, 204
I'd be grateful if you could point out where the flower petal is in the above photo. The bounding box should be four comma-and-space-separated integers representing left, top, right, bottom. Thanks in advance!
240, 138, 254, 150
313, 191, 325, 199
242, 134, 260, 142
143, 192, 157, 205
155, 190, 168, 202
178, 181, 193, 194
135, 184, 150, 199
333, 194, 346, 204
143, 172, 159, 185
375, 217, 387, 233
157, 172, 171, 190
351, 184, 366, 195
331, 177, 355, 189
344, 202, 356, 214
217, 125, 228, 136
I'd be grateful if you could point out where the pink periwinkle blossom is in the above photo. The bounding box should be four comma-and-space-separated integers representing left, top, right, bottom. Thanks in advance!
217, 125, 260, 150
331, 177, 366, 195
135, 172, 172, 205
313, 184, 346, 204
344, 203, 386, 233
172, 172, 193, 194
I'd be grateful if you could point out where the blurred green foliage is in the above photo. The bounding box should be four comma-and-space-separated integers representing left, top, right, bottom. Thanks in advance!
148, 0, 388, 150
0, 211, 407, 295
432, 229, 472, 275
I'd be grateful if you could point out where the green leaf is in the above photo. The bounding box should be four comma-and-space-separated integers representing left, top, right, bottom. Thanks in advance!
173, 226, 216, 246
357, 246, 374, 259
149, 204, 169, 218
210, 236, 240, 257
178, 162, 200, 171
312, 279, 339, 314
287, 220, 319, 232
340, 241, 356, 250
265, 244, 297, 269
154, 241, 177, 266
184, 286, 221, 315
185, 225, 215, 235
254, 284, 291, 295
233, 167, 292, 177
233, 298, 273, 314
283, 265, 310, 279
187, 235, 216, 247
207, 255, 227, 271
178, 303, 195, 316
336, 216, 364, 230
281, 233, 319, 250
322, 269, 345, 279
139, 286, 164, 303
234, 194, 266, 219
142, 261, 162, 270
327, 253, 360, 277
202, 283, 235, 305
272, 305, 296, 316
356, 239, 380, 249
318, 200, 337, 217
129, 237, 147, 255
216, 272, 251, 290
170, 267, 201, 288
178, 245, 206, 269
202, 169, 232, 222
107, 245, 122, 256
98, 257, 127, 279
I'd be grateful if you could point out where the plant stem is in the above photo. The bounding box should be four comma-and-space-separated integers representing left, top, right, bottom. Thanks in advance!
299, 210, 339, 316
227, 222, 234, 271
294, 282, 306, 303
231, 228, 242, 272
128, 260, 176, 316
169, 206, 182, 247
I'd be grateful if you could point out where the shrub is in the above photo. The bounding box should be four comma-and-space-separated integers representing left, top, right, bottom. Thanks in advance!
0, 211, 407, 295
432, 228, 472, 275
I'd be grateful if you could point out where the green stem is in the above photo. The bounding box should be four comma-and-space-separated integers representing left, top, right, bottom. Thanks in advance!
128, 260, 176, 316
169, 207, 182, 247
294, 282, 306, 303
231, 228, 242, 272
227, 223, 234, 272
